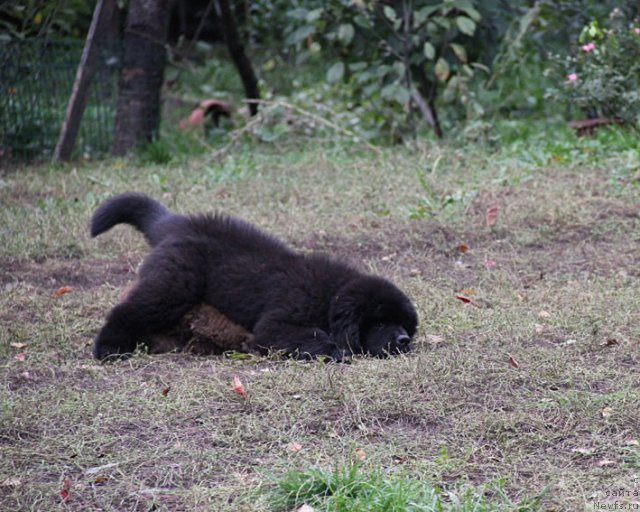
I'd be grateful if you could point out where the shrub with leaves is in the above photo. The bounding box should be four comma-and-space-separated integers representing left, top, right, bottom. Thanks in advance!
547, 10, 640, 125
283, 0, 486, 141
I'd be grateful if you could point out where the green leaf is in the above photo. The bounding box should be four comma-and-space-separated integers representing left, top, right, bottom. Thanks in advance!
435, 57, 450, 82
327, 62, 345, 83
456, 16, 476, 36
450, 43, 467, 62
287, 8, 308, 21
337, 23, 355, 44
306, 8, 323, 23
381, 83, 410, 105
470, 62, 490, 73
455, 0, 482, 22
349, 62, 367, 72
433, 16, 451, 30
383, 5, 397, 22
414, 5, 441, 27
353, 13, 372, 29
423, 42, 436, 60
286, 25, 315, 46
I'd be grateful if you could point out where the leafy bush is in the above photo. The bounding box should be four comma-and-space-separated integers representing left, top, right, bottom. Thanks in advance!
547, 9, 640, 124
281, 0, 486, 141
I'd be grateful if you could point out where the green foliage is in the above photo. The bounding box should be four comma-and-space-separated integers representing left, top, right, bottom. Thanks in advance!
547, 11, 640, 125
478, 1, 639, 120
0, 0, 95, 40
280, 1, 485, 140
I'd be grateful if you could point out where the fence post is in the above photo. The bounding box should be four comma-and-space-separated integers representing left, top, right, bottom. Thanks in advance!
53, 0, 117, 162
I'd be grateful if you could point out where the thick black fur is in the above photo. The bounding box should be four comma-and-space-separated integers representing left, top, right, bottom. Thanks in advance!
91, 193, 418, 361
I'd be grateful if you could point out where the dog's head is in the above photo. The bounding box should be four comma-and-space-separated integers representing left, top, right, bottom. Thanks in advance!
330, 275, 418, 358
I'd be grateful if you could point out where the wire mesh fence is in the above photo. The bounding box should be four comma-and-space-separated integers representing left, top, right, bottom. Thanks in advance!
0, 38, 121, 167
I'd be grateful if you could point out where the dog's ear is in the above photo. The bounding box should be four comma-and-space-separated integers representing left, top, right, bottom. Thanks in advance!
329, 284, 365, 355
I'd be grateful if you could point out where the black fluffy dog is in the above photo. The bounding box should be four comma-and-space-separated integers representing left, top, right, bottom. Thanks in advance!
91, 193, 418, 361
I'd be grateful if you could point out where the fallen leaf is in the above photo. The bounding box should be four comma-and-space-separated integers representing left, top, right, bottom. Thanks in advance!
162, 386, 171, 397
1, 477, 22, 487
93, 476, 108, 485
596, 459, 615, 467
459, 288, 476, 295
604, 338, 619, 346
409, 268, 422, 277
232, 375, 248, 398
10, 342, 26, 349
355, 448, 366, 461
538, 310, 551, 318
425, 334, 445, 345
508, 353, 520, 369
485, 205, 499, 227
454, 294, 481, 308
52, 286, 73, 298
14, 352, 26, 362
483, 259, 497, 269
457, 243, 470, 253
601, 407, 613, 419
61, 477, 71, 502
287, 442, 303, 453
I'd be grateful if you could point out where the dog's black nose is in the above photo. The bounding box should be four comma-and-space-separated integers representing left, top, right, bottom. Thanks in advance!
396, 334, 411, 347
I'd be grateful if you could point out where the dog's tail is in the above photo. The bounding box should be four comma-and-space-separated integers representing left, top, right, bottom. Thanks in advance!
91, 193, 173, 246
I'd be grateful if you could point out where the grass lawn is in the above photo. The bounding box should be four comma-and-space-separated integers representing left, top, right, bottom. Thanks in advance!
1, 129, 639, 511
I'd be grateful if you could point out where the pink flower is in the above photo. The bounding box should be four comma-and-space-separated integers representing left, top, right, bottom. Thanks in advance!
635, 27, 640, 34
568, 73, 578, 82
581, 42, 596, 52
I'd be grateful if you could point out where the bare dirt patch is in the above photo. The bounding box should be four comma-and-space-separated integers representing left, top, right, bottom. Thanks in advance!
0, 257, 139, 291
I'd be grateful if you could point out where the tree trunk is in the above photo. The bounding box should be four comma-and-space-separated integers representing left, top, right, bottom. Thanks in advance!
414, 66, 443, 139
214, 0, 260, 116
112, 0, 170, 156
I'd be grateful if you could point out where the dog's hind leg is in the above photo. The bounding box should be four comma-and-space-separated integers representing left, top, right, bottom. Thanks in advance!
94, 242, 204, 360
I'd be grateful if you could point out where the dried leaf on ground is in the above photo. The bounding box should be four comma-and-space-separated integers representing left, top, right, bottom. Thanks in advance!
232, 375, 248, 397
60, 477, 71, 502
485, 205, 499, 227
601, 407, 613, 419
52, 286, 73, 298
425, 334, 445, 345
508, 353, 520, 369
287, 442, 303, 453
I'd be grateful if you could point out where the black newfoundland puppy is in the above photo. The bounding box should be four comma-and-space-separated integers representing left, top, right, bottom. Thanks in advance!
91, 193, 418, 361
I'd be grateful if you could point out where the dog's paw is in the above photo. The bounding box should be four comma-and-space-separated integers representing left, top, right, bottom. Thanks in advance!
93, 331, 135, 361
93, 341, 132, 361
